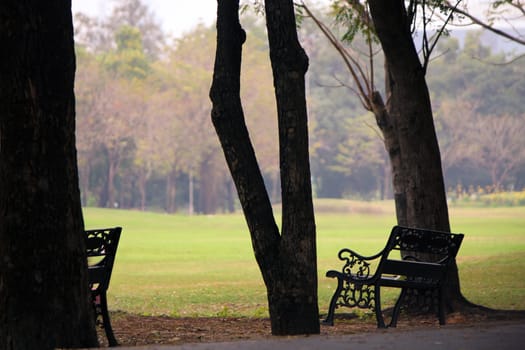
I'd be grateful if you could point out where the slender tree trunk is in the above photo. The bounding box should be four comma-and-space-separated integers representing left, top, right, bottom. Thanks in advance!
271, 171, 280, 203
188, 172, 194, 215
210, 0, 281, 315
382, 159, 391, 200
165, 170, 177, 213
226, 179, 235, 213
210, 0, 319, 335
370, 91, 408, 226
198, 156, 219, 214
138, 169, 147, 210
264, 0, 319, 334
0, 1, 98, 348
79, 156, 91, 206
98, 147, 110, 207
107, 153, 118, 208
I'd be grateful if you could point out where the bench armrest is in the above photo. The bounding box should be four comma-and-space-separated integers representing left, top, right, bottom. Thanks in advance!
334, 248, 384, 280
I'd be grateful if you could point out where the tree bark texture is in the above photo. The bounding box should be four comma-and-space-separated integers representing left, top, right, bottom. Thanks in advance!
368, 0, 450, 232
368, 0, 462, 305
370, 91, 407, 227
264, 0, 319, 335
210, 0, 319, 335
210, 0, 281, 301
0, 1, 98, 349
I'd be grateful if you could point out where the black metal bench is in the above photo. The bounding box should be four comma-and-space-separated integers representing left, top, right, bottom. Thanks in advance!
323, 225, 464, 328
86, 227, 122, 347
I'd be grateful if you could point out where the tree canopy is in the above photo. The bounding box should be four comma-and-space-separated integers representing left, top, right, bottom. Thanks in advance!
72, 1, 525, 213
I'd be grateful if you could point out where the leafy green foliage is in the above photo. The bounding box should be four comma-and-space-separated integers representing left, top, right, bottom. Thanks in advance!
330, 0, 377, 45
452, 191, 525, 207
430, 31, 525, 116
104, 25, 150, 79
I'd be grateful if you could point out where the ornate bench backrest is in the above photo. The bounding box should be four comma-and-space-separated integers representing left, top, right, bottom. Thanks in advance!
380, 226, 464, 282
86, 227, 122, 292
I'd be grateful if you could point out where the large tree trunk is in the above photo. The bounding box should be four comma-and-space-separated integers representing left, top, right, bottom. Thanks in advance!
369, 0, 450, 232
210, 0, 319, 335
368, 0, 462, 305
0, 1, 99, 349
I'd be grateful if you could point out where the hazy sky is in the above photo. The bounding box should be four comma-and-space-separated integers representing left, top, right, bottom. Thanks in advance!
72, 0, 217, 37
71, 1, 521, 39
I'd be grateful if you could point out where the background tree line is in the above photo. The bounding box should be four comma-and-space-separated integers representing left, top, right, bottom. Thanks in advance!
74, 1, 525, 214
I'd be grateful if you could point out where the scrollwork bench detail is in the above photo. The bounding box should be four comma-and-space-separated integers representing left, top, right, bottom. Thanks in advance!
86, 227, 122, 347
323, 225, 464, 328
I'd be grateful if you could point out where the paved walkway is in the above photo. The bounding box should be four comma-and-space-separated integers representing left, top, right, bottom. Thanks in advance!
117, 321, 525, 350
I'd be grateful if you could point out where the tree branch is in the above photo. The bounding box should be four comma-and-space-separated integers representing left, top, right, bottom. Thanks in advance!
422, 0, 463, 74
443, 0, 525, 46
299, 1, 373, 109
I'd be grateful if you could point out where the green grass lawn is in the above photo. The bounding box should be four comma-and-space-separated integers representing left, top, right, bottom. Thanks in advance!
83, 200, 525, 317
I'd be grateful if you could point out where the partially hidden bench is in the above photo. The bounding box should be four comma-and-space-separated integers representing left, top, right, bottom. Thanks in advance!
323, 225, 464, 328
86, 227, 122, 347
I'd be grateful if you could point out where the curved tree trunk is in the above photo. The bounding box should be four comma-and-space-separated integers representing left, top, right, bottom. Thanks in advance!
368, 0, 462, 307
369, 0, 450, 232
210, 0, 319, 335
370, 91, 408, 226
0, 1, 98, 349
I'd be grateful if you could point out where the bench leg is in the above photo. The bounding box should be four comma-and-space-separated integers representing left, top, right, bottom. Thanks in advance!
323, 277, 344, 326
389, 287, 407, 328
438, 286, 446, 325
374, 284, 386, 328
99, 292, 118, 347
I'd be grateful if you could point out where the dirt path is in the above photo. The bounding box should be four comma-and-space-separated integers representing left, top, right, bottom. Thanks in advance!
116, 321, 525, 350
98, 310, 525, 348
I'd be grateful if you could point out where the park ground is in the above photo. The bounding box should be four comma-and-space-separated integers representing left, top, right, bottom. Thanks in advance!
113, 320, 525, 350
83, 204, 525, 348
98, 309, 525, 348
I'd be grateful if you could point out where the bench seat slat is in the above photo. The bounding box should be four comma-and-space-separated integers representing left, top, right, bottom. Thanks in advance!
379, 276, 438, 288
381, 259, 446, 280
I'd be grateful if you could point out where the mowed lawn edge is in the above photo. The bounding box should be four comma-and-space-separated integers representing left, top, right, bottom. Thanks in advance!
83, 202, 525, 317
